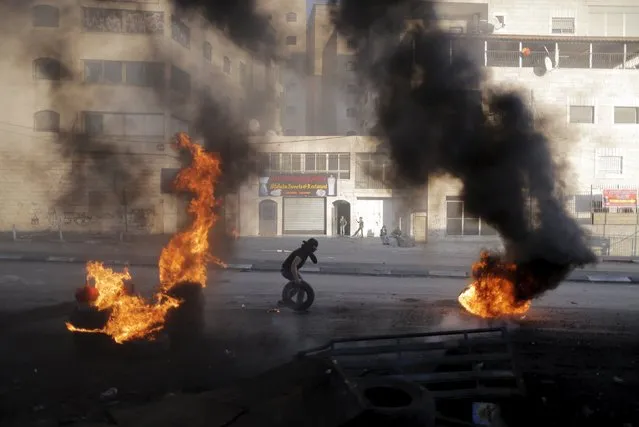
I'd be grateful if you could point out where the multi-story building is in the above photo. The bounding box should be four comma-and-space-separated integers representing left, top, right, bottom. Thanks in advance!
0, 0, 282, 235
240, 0, 639, 255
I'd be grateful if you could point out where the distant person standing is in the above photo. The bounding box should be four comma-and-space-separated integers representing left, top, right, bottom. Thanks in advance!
339, 216, 347, 236
352, 217, 364, 238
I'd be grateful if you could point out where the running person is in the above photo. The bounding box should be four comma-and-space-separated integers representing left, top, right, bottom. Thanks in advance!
279, 238, 318, 306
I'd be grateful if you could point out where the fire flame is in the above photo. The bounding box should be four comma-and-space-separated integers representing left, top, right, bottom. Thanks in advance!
458, 251, 531, 318
66, 133, 224, 344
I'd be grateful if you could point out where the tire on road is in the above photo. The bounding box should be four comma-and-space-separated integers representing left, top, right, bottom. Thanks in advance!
281, 280, 315, 312
353, 377, 436, 427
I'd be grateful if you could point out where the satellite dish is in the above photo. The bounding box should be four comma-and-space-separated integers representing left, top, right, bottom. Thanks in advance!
544, 56, 553, 72
248, 119, 260, 134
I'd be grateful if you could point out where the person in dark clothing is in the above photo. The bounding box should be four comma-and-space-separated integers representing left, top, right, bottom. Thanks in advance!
352, 217, 364, 238
279, 238, 319, 306
281, 238, 318, 283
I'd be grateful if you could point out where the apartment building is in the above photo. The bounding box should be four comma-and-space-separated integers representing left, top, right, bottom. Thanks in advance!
243, 0, 639, 251
0, 0, 281, 235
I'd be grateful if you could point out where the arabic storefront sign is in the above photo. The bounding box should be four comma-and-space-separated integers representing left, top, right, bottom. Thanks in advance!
258, 174, 337, 197
603, 189, 638, 207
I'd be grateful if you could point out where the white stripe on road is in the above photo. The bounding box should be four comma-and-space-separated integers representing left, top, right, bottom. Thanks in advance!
227, 264, 253, 270
0, 254, 23, 260
46, 256, 77, 263
428, 270, 468, 278
587, 275, 631, 283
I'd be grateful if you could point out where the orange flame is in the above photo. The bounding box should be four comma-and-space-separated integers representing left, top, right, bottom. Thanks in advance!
66, 133, 223, 344
458, 251, 531, 318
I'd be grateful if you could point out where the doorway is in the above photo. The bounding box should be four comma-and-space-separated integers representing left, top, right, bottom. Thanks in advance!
259, 200, 278, 236
333, 200, 351, 236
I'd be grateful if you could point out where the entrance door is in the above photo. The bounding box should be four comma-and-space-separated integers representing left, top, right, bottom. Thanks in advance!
333, 200, 351, 236
259, 200, 277, 236
412, 212, 428, 242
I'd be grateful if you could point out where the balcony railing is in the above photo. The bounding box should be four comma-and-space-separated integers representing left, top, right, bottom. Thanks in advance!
477, 41, 638, 70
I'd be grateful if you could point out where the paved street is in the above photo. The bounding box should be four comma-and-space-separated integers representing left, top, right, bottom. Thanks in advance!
1, 262, 638, 425
3, 236, 639, 282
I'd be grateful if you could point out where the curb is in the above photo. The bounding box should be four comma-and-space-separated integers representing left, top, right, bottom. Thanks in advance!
0, 253, 636, 284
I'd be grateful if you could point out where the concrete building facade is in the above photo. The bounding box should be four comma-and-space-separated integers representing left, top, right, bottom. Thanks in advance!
0, 0, 280, 235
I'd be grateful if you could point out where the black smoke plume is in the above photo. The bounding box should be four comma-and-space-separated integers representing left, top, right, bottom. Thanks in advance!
329, 0, 596, 300
172, 0, 278, 60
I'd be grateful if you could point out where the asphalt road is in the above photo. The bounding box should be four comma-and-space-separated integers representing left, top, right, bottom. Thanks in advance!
1, 262, 639, 425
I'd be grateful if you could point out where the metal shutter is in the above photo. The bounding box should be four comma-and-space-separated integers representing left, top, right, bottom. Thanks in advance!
283, 198, 326, 234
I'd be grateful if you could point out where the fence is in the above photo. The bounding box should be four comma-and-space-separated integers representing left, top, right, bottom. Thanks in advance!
565, 186, 639, 257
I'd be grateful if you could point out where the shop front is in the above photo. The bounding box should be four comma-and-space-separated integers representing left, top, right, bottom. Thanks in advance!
258, 173, 338, 235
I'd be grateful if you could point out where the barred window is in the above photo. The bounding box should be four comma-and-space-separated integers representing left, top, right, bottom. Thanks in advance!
551, 17, 575, 34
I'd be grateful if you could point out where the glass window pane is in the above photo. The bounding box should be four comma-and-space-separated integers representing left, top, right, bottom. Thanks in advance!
328, 154, 339, 170
269, 153, 280, 171
305, 154, 316, 171
446, 201, 463, 218
339, 154, 350, 170
85, 113, 103, 135
146, 63, 164, 87
481, 221, 499, 236
315, 154, 326, 170
569, 106, 594, 123
102, 113, 125, 135
291, 154, 302, 171
103, 61, 122, 83
464, 218, 480, 235
614, 107, 637, 124
339, 171, 350, 180
84, 61, 102, 83
446, 219, 463, 235
281, 153, 292, 171
125, 62, 145, 86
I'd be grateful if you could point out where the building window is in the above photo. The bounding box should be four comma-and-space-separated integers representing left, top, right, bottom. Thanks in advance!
346, 107, 357, 118
346, 61, 356, 71
551, 17, 575, 34
170, 116, 189, 136
33, 58, 62, 80
569, 105, 594, 123
203, 42, 212, 62
84, 60, 164, 87
34, 110, 60, 132
284, 129, 297, 136
347, 39, 357, 50
346, 83, 358, 94
33, 5, 59, 27
597, 156, 623, 175
445, 196, 497, 236
171, 16, 190, 48
223, 56, 231, 74
355, 153, 391, 189
125, 61, 164, 87
614, 107, 639, 124
170, 65, 191, 92
83, 112, 165, 136
286, 12, 297, 22
83, 8, 164, 34
286, 36, 297, 46
264, 152, 350, 179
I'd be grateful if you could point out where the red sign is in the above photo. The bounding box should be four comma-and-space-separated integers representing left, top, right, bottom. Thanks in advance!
258, 174, 337, 197
603, 189, 637, 207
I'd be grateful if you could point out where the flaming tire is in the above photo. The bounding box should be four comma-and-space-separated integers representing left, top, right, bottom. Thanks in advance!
281, 281, 315, 312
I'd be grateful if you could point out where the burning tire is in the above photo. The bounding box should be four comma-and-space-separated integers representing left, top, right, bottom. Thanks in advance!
164, 281, 205, 349
353, 377, 436, 427
281, 281, 315, 312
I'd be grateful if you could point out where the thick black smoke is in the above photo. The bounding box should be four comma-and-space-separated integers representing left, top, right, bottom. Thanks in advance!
329, 0, 596, 300
172, 0, 278, 60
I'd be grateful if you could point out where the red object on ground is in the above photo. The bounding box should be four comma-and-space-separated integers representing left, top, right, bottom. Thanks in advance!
75, 285, 99, 303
